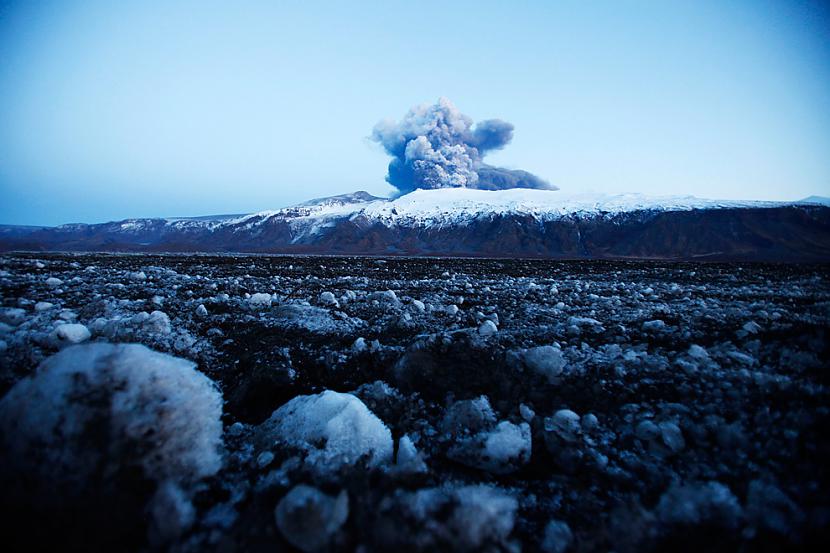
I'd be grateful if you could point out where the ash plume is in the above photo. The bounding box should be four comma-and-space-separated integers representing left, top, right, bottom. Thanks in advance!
371, 98, 555, 194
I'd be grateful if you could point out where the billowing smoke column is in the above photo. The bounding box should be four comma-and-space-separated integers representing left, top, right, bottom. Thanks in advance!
372, 98, 555, 194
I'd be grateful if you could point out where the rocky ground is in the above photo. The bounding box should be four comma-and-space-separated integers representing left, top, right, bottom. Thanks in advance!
0, 253, 828, 552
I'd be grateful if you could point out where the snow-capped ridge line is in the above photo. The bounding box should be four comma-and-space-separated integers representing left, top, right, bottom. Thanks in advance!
2, 187, 826, 260
220, 188, 792, 231
40, 189, 797, 233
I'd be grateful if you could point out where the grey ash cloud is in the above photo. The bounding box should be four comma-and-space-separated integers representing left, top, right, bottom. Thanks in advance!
372, 98, 555, 194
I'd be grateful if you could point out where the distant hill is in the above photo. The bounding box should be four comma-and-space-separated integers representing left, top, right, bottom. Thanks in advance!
798, 196, 830, 206
2, 189, 829, 261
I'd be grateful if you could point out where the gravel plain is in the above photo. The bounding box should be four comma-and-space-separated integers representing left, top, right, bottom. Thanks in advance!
0, 253, 828, 552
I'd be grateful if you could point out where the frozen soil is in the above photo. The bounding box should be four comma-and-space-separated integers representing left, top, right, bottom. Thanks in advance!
1, 253, 829, 552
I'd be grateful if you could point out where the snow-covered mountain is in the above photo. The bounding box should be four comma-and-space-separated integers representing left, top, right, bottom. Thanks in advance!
233, 188, 785, 227
798, 195, 830, 206
2, 189, 829, 260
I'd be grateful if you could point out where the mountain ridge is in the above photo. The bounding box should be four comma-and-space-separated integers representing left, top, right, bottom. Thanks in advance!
2, 189, 829, 261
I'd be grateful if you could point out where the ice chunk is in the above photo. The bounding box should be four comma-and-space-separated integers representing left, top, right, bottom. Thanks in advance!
55, 323, 91, 345
688, 344, 709, 360
448, 421, 531, 474
0, 307, 27, 326
396, 435, 418, 464
319, 291, 339, 307
195, 304, 208, 317
132, 311, 151, 325
352, 337, 368, 352
35, 301, 55, 312
275, 485, 349, 553
258, 390, 393, 475
451, 486, 518, 551
371, 289, 399, 303
742, 321, 761, 334
0, 343, 223, 486
659, 421, 685, 453
272, 304, 360, 334
581, 413, 599, 433
145, 310, 172, 334
58, 309, 76, 321
441, 396, 497, 434
249, 292, 272, 307
655, 481, 742, 529
522, 345, 566, 383
635, 420, 660, 441
381, 289, 398, 302
257, 451, 275, 468
396, 434, 428, 473
45, 277, 63, 287
642, 319, 667, 331
380, 484, 517, 551
0, 343, 223, 541
548, 409, 581, 442
541, 519, 573, 553
727, 350, 755, 366
411, 299, 426, 312
481, 421, 532, 473
478, 320, 498, 336
567, 316, 603, 329
227, 421, 245, 437
519, 403, 535, 422
447, 402, 531, 475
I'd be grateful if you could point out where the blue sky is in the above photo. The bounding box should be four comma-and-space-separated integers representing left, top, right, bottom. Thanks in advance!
1, 0, 828, 225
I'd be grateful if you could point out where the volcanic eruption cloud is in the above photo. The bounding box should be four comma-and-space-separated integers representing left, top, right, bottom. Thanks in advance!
371, 98, 556, 194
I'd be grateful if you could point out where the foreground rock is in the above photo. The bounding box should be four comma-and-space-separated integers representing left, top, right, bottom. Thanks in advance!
275, 485, 349, 552
256, 390, 393, 476
0, 343, 223, 548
